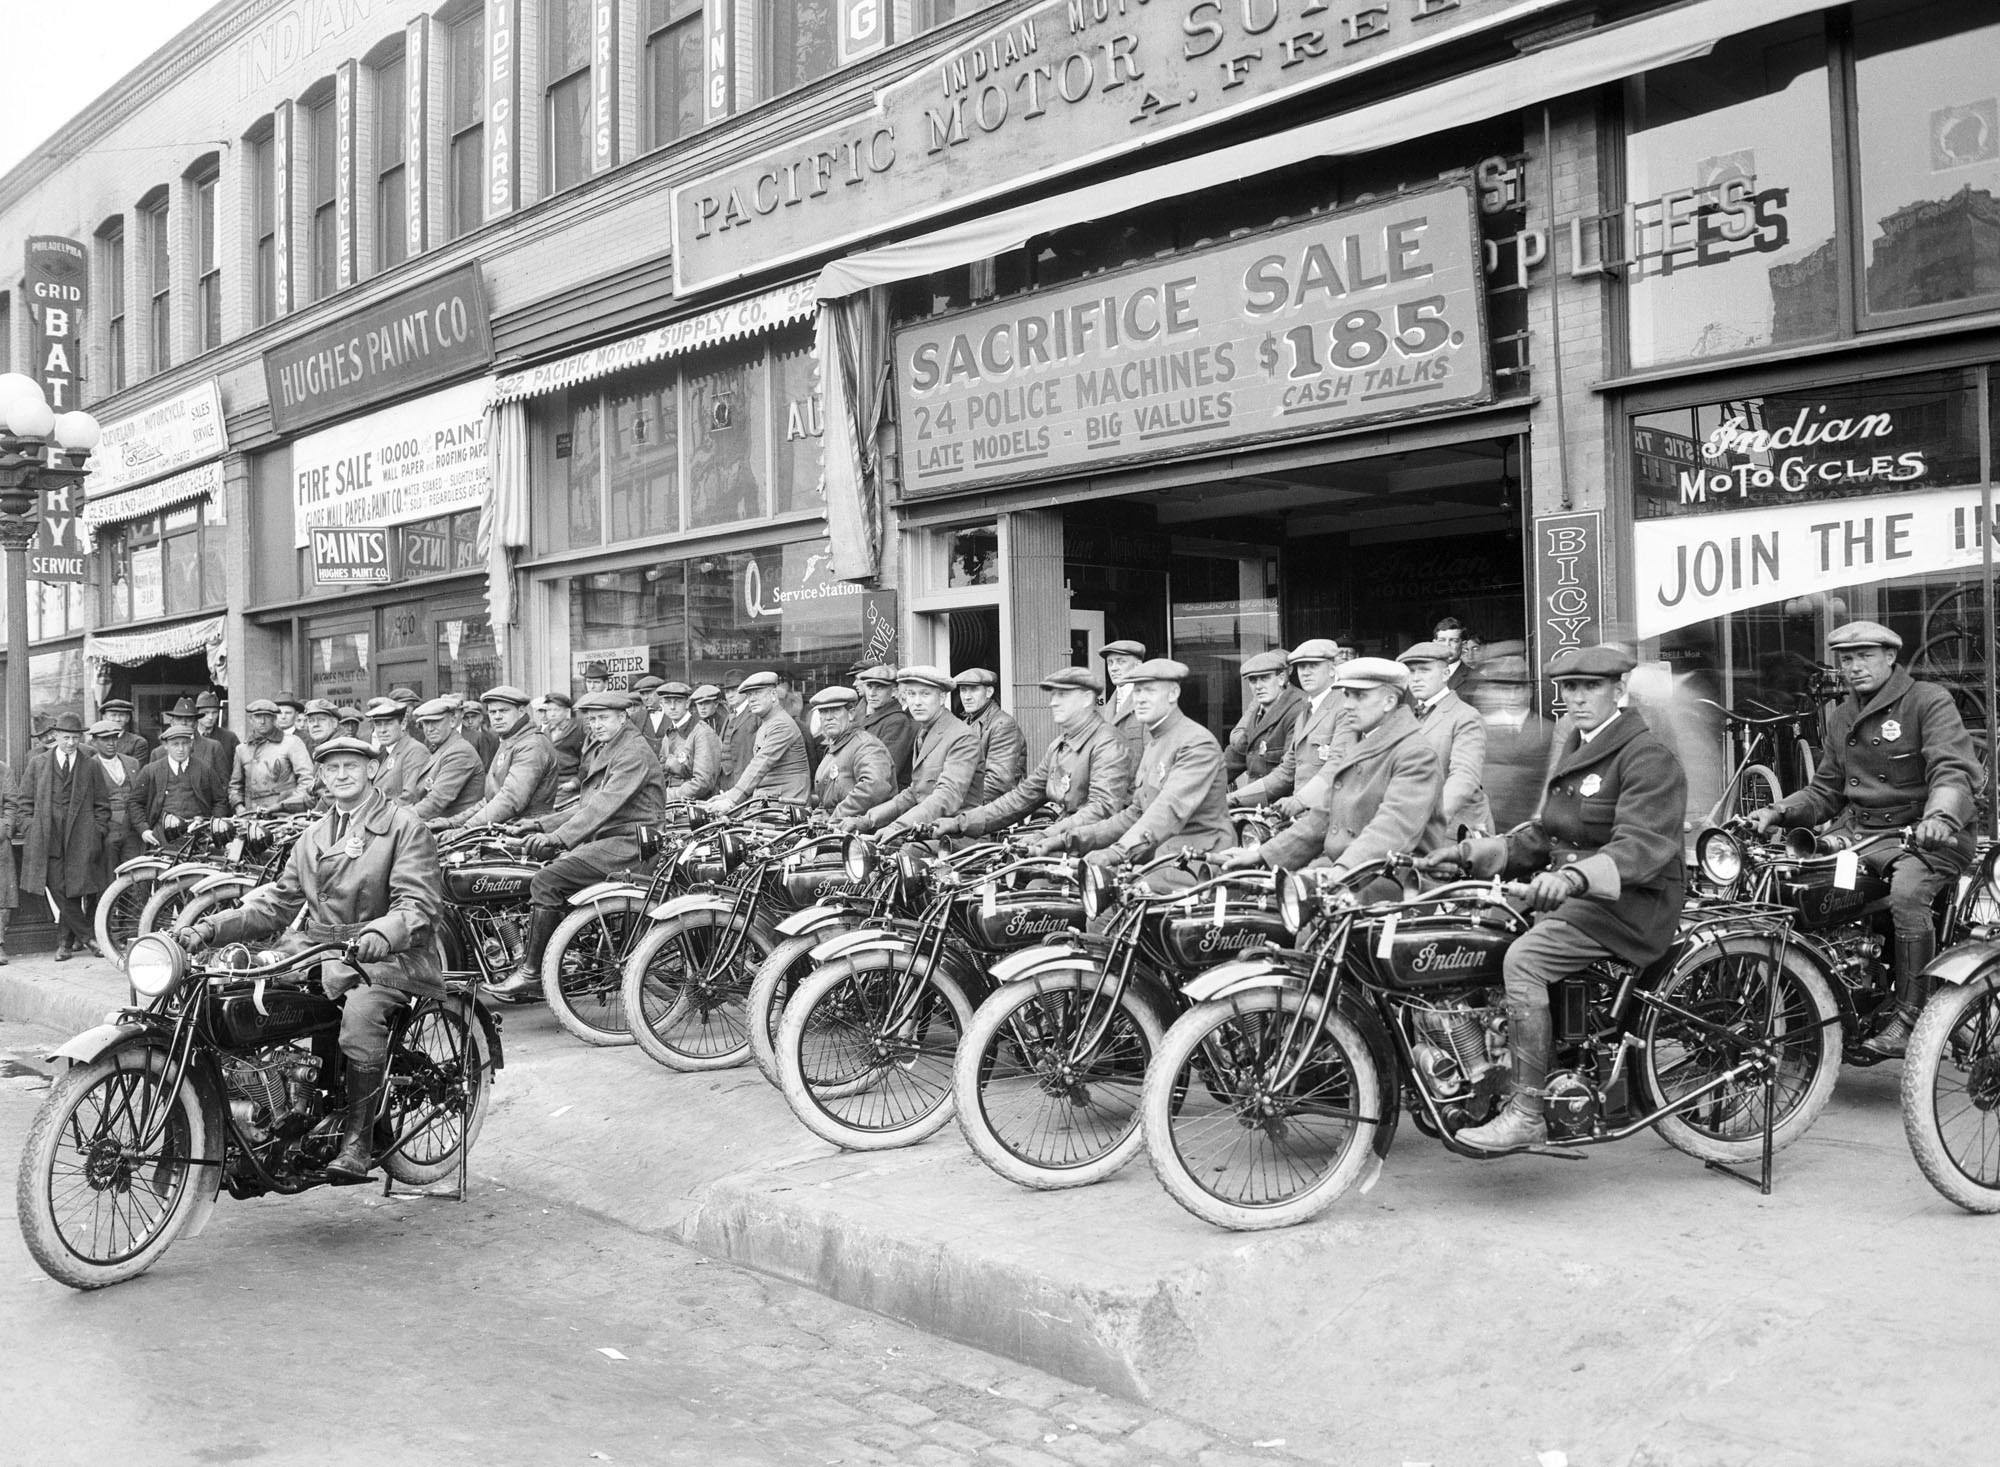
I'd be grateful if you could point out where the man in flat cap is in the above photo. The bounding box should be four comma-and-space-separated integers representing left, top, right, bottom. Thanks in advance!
495, 690, 668, 999
1229, 639, 1350, 816
150, 696, 228, 781
131, 724, 229, 846
1098, 640, 1149, 768
1422, 645, 1687, 1152
1398, 639, 1492, 835
632, 675, 671, 751
1050, 659, 1231, 878
194, 690, 239, 769
953, 668, 1026, 805
709, 671, 812, 809
301, 699, 343, 757
451, 686, 561, 830
1750, 620, 1983, 1057
1223, 659, 1446, 893
411, 698, 487, 823
845, 666, 979, 835
691, 685, 723, 732
717, 670, 756, 788
808, 686, 894, 819
336, 705, 367, 740
21, 712, 113, 960
231, 698, 315, 814
365, 696, 432, 804
935, 667, 1131, 843
541, 690, 587, 797
459, 696, 500, 770
388, 685, 422, 711
1224, 650, 1306, 790
658, 682, 722, 803
99, 697, 151, 761
89, 719, 146, 875
853, 663, 916, 789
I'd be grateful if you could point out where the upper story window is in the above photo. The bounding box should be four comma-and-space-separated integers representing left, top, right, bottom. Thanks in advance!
100, 503, 226, 627
308, 95, 338, 302
918, 0, 963, 31
190, 162, 222, 353
763, 1, 836, 102
97, 219, 127, 395
448, 10, 485, 239
645, 0, 703, 152
249, 125, 278, 327
142, 190, 171, 376
376, 52, 409, 271
545, 0, 593, 196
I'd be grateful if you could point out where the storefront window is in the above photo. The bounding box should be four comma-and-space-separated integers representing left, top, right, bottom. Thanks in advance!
1854, 0, 2000, 321
399, 510, 483, 580
607, 368, 680, 541
687, 343, 767, 529
771, 337, 823, 515
98, 503, 223, 626
29, 648, 85, 731
308, 629, 371, 704
1623, 18, 1836, 368
435, 611, 498, 699
946, 524, 999, 588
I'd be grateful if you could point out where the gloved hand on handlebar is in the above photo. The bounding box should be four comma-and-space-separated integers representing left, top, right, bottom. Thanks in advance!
174, 923, 210, 952
1523, 867, 1586, 912
1216, 845, 1264, 871
1746, 806, 1784, 834
1912, 814, 1959, 851
524, 834, 565, 861
929, 816, 964, 837
425, 817, 453, 833
349, 930, 391, 964
1413, 845, 1467, 878
1083, 846, 1127, 868
1029, 834, 1067, 857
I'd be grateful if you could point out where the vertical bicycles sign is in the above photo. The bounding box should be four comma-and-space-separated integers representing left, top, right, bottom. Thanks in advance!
24, 237, 88, 584
1533, 511, 1603, 665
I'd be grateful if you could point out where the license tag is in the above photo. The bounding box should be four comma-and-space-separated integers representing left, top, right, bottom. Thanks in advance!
1834, 850, 1860, 890
227, 837, 245, 863
1375, 911, 1399, 959
1212, 886, 1227, 926
980, 883, 997, 917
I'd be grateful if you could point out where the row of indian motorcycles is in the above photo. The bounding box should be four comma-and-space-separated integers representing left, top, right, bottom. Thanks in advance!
35, 796, 2000, 1294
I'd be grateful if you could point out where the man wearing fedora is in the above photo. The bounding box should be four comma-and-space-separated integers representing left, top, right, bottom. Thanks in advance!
1098, 640, 1148, 767
1229, 639, 1350, 817
1224, 650, 1306, 790
450, 686, 561, 829
1750, 620, 1984, 1058
150, 696, 228, 780
933, 667, 1131, 844
708, 671, 811, 809
658, 682, 722, 803
843, 666, 978, 835
21, 712, 113, 960
131, 724, 230, 844
954, 668, 1027, 805
852, 663, 916, 788
99, 697, 151, 761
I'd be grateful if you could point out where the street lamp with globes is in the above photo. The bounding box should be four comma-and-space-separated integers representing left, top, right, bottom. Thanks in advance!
0, 372, 99, 771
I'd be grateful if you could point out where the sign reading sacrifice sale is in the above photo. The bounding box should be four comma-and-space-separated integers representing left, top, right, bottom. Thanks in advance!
894, 182, 1489, 495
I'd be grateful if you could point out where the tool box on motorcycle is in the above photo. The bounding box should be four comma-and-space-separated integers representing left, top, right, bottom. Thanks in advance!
1356, 899, 1518, 990
964, 887, 1086, 950
1158, 891, 1290, 967
443, 861, 538, 906
203, 981, 343, 1047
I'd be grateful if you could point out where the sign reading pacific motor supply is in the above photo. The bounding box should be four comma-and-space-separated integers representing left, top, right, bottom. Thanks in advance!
894, 182, 1488, 494
291, 377, 492, 548
671, 0, 1548, 292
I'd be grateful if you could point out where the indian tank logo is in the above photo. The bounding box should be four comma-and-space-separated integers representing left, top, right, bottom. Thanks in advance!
468, 874, 527, 895
1409, 941, 1485, 974
1003, 910, 1071, 940
1195, 924, 1264, 955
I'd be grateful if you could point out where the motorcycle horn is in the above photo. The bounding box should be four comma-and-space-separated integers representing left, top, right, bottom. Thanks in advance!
1782, 828, 1822, 859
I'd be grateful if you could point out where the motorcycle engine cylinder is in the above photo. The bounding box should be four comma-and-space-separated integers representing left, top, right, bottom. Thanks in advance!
1411, 1042, 1466, 1097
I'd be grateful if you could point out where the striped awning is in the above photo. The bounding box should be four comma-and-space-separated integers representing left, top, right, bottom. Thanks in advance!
81, 459, 222, 529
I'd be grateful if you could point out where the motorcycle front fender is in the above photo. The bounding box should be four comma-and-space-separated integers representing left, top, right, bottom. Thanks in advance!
810, 928, 907, 964
1926, 938, 2000, 987
47, 1017, 159, 1066
115, 856, 171, 880
989, 941, 1100, 986
645, 893, 736, 923
776, 903, 850, 938
569, 881, 646, 908
1181, 954, 1308, 1004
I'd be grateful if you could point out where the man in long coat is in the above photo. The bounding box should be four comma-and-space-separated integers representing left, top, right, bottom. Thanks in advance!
847, 666, 978, 835
954, 668, 1027, 804
20, 712, 113, 960
1225, 650, 1306, 789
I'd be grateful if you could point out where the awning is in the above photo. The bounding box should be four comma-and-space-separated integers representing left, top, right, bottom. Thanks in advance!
81, 459, 223, 529
815, 0, 1838, 298
490, 278, 818, 404
87, 616, 228, 684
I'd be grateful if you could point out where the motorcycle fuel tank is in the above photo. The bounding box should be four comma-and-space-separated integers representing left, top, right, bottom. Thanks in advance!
205, 984, 343, 1048
443, 861, 538, 906
1159, 909, 1291, 968
1366, 910, 1516, 991
965, 890, 1086, 950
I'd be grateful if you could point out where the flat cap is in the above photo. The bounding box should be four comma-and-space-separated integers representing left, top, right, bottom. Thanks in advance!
195, 691, 222, 709
480, 685, 532, 707
1039, 666, 1104, 694
1127, 658, 1190, 683
691, 684, 721, 701
853, 663, 897, 686
810, 685, 861, 709
363, 696, 407, 720
304, 698, 341, 717
1240, 650, 1290, 679
1288, 638, 1344, 665
1826, 620, 1902, 652
414, 697, 460, 720
100, 697, 134, 713
576, 689, 633, 713
275, 693, 306, 712
246, 698, 280, 715
88, 719, 121, 738
311, 735, 381, 764
1099, 639, 1147, 660
159, 724, 195, 743
953, 667, 997, 687
633, 675, 665, 693
660, 681, 693, 697
336, 705, 366, 724
1332, 657, 1409, 691
1545, 644, 1638, 679
738, 670, 780, 692
895, 664, 955, 690
388, 686, 420, 705
544, 690, 575, 709
1398, 641, 1453, 665
168, 696, 199, 719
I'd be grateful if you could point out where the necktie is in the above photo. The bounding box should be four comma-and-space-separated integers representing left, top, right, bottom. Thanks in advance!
59, 753, 71, 775
1416, 703, 1432, 721
331, 812, 350, 844
172, 760, 185, 778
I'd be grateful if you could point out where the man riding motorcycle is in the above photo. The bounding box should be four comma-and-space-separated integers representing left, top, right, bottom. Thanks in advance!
707, 670, 811, 811
1227, 639, 1349, 818
808, 686, 895, 819
176, 735, 444, 1181
1748, 620, 1982, 1057
1418, 644, 1688, 1153
932, 666, 1131, 843
844, 666, 977, 837
447, 685, 561, 830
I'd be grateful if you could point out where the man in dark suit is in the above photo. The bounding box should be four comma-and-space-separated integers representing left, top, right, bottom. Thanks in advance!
195, 690, 239, 769
853, 664, 916, 789
100, 697, 151, 760
1433, 617, 1476, 696
149, 696, 229, 780
20, 713, 113, 960
1224, 650, 1306, 790
1098, 640, 1148, 769
88, 720, 146, 873
132, 725, 230, 843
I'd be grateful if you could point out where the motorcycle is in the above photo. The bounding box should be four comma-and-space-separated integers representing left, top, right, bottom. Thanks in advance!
15, 932, 500, 1290
771, 830, 1083, 1152
1691, 821, 1996, 1062
953, 851, 1287, 1190
1138, 855, 1844, 1231
94, 813, 225, 963
431, 826, 551, 998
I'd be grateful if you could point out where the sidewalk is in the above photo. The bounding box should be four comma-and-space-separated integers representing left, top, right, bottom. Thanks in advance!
8, 957, 1999, 1463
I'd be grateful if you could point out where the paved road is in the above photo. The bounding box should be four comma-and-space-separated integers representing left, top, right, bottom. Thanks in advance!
0, 1020, 1285, 1467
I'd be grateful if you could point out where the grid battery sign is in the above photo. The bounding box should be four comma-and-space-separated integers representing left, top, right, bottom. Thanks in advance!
894, 181, 1490, 495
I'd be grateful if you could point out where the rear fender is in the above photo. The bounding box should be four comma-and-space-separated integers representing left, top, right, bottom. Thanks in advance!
777, 904, 850, 938
115, 856, 171, 880
1334, 987, 1402, 1165
1926, 939, 2000, 987
645, 893, 736, 923
569, 881, 646, 908
466, 994, 507, 1071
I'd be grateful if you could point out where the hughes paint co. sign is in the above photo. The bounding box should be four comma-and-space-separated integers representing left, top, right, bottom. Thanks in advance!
670, 0, 1557, 293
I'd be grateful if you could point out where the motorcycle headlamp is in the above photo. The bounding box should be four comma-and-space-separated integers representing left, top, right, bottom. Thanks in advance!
209, 817, 233, 840
636, 826, 663, 863
896, 846, 928, 895
1974, 846, 2000, 928
162, 814, 184, 838
127, 933, 188, 999
1696, 828, 1743, 886
1276, 868, 1319, 933
1080, 860, 1114, 922
843, 835, 876, 885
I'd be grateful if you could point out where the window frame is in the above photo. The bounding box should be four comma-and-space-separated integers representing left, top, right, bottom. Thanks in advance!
191, 164, 222, 353
375, 50, 409, 273
142, 191, 171, 375
643, 0, 704, 153
98, 219, 127, 395
307, 94, 339, 302
544, 0, 594, 197
447, 9, 486, 240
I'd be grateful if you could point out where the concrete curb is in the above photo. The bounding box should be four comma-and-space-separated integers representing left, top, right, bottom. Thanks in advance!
0, 958, 126, 1044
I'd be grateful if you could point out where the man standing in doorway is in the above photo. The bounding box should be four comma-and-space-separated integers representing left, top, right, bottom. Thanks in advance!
1433, 617, 1474, 695
21, 714, 112, 961
1098, 640, 1148, 768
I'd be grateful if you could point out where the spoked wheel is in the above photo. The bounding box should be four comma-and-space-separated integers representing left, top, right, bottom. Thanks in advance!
1902, 976, 2000, 1212
775, 954, 973, 1151
381, 998, 493, 1185
136, 877, 205, 944
955, 973, 1164, 1190
541, 899, 643, 1046
95, 872, 158, 965
1142, 990, 1381, 1231
1638, 935, 1840, 1165
17, 1045, 212, 1289
619, 910, 777, 1072
1731, 762, 1783, 821
747, 931, 839, 1089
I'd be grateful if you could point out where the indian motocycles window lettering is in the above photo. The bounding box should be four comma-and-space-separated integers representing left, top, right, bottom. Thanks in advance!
1622, 18, 1836, 369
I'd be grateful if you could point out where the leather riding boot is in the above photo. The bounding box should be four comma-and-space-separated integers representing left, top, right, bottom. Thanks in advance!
326, 1064, 385, 1181
1864, 932, 1940, 1060
485, 906, 562, 999
1457, 1001, 1551, 1152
